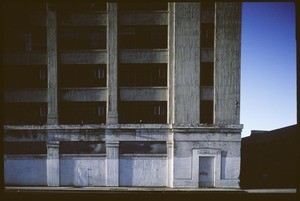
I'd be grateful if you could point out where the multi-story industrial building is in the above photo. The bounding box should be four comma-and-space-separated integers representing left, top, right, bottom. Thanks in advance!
3, 0, 242, 188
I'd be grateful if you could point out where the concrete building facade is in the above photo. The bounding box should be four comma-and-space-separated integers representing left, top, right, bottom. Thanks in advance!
3, 1, 242, 188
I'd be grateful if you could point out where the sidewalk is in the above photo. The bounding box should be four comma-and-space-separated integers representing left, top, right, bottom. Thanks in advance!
4, 186, 297, 193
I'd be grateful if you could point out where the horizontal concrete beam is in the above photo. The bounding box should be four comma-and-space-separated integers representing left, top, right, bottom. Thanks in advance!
200, 86, 213, 100
59, 11, 107, 26
200, 48, 214, 62
3, 53, 47, 65
120, 87, 167, 101
59, 50, 107, 64
4, 130, 106, 142
119, 49, 168, 63
4, 89, 47, 102
174, 132, 241, 142
119, 11, 168, 25
59, 88, 107, 102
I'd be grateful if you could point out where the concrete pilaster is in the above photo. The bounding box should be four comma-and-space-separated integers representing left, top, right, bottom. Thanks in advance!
107, 3, 118, 124
167, 141, 174, 187
47, 1, 58, 124
214, 3, 242, 124
106, 141, 119, 186
168, 3, 175, 124
173, 3, 201, 124
46, 141, 59, 186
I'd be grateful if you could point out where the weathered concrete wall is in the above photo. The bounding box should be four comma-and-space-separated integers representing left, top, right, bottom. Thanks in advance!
60, 88, 107, 102
4, 155, 47, 186
60, 156, 106, 186
59, 50, 107, 64
173, 3, 200, 124
120, 50, 167, 63
3, 53, 47, 65
120, 87, 167, 101
221, 156, 240, 180
214, 2, 242, 124
59, 12, 107, 26
173, 131, 241, 188
4, 89, 47, 102
119, 155, 167, 187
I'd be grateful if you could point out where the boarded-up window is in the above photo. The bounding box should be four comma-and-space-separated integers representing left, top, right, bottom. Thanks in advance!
119, 141, 166, 154
4, 142, 47, 154
60, 141, 106, 154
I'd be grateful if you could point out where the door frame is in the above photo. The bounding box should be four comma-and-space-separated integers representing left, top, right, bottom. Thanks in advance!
192, 148, 222, 188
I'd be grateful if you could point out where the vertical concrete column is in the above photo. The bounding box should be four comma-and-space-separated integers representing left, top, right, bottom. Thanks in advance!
167, 141, 174, 187
106, 141, 119, 186
173, 3, 201, 124
168, 3, 175, 124
214, 3, 242, 124
107, 3, 118, 124
47, 1, 58, 125
47, 141, 59, 186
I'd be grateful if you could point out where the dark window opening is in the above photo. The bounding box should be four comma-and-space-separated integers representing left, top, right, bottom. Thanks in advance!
119, 26, 167, 49
119, 64, 167, 87
59, 27, 106, 50
2, 1, 46, 27
119, 101, 167, 124
201, 2, 215, 12
59, 101, 106, 124
119, 141, 167, 154
200, 100, 213, 124
200, 62, 214, 86
56, 0, 107, 11
4, 142, 47, 155
201, 23, 214, 48
60, 141, 106, 154
4, 103, 47, 125
3, 65, 47, 89
59, 64, 106, 88
118, 2, 168, 11
3, 27, 47, 53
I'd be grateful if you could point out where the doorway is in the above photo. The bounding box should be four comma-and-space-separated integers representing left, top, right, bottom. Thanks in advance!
199, 156, 214, 187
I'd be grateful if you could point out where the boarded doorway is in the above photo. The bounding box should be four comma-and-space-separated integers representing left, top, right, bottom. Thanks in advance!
199, 156, 214, 187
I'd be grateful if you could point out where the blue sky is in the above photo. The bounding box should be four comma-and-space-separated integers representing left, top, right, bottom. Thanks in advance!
241, 2, 297, 137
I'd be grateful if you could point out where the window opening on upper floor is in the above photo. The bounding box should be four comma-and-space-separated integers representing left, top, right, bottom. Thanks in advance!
119, 25, 167, 49
119, 64, 167, 87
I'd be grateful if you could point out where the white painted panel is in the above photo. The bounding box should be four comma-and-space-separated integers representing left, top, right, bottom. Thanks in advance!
4, 156, 47, 186
60, 157, 106, 187
173, 156, 192, 179
221, 157, 240, 180
119, 156, 167, 187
